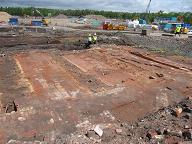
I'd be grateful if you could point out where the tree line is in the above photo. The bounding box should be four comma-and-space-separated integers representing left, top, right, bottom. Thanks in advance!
0, 7, 192, 24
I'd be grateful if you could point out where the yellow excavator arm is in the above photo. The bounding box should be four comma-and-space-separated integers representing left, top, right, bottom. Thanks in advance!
33, 8, 50, 26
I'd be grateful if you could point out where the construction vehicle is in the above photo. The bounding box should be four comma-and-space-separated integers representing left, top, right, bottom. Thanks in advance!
146, 0, 152, 13
164, 23, 190, 34
181, 27, 189, 34
141, 0, 152, 25
115, 24, 127, 30
187, 29, 192, 35
32, 8, 50, 26
103, 21, 127, 31
151, 23, 159, 30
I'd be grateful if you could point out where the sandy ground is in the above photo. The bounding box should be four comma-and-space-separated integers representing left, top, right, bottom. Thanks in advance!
18, 18, 88, 28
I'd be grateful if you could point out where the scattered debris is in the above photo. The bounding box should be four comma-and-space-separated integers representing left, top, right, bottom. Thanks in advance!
115, 129, 123, 134
147, 129, 158, 139
183, 107, 192, 113
82, 98, 192, 143
100, 110, 115, 121
5, 101, 17, 113
76, 120, 91, 128
155, 73, 164, 77
166, 87, 172, 90
12, 33, 16, 37
174, 107, 183, 117
183, 114, 191, 119
154, 135, 164, 140
168, 130, 183, 137
49, 118, 54, 124
18, 117, 26, 121
149, 76, 155, 79
86, 130, 100, 140
184, 125, 190, 129
182, 130, 192, 140
94, 125, 103, 137
0, 53, 5, 57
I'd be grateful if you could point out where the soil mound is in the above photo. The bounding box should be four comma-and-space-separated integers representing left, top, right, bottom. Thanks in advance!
0, 11, 11, 22
54, 14, 68, 19
85, 15, 106, 20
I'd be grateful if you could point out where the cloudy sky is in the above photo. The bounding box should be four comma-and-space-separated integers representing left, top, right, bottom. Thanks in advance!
0, 0, 192, 12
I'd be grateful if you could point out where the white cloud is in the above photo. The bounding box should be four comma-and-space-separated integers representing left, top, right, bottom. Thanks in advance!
0, 0, 191, 12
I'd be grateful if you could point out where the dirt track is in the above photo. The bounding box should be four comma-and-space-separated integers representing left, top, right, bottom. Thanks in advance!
0, 32, 192, 143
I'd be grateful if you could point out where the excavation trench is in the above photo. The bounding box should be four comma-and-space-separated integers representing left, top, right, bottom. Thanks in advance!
0, 33, 191, 143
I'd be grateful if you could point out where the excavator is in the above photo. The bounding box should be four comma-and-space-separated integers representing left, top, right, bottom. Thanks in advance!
146, 0, 152, 13
148, 0, 159, 30
32, 8, 50, 26
142, 0, 152, 24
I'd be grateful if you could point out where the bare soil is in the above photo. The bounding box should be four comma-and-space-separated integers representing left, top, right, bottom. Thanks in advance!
0, 30, 191, 143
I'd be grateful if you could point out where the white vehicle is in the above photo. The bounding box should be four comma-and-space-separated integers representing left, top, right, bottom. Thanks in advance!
187, 30, 192, 35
